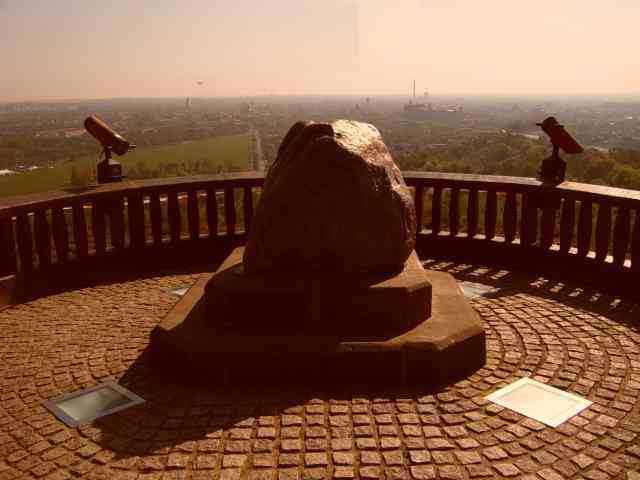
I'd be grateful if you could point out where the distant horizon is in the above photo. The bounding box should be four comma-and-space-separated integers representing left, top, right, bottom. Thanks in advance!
3, 92, 640, 105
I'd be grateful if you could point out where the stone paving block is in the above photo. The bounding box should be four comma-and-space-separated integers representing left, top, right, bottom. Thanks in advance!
332, 453, 353, 466
359, 466, 381, 479
249, 469, 275, 480
302, 467, 327, 480
432, 452, 455, 465
404, 438, 425, 450
466, 464, 493, 477
408, 451, 430, 464
330, 439, 351, 451
303, 453, 328, 467
438, 465, 463, 480
356, 438, 377, 450
333, 466, 355, 479
456, 438, 480, 449
279, 454, 301, 467
380, 437, 401, 450
537, 468, 565, 480
360, 452, 381, 465
409, 465, 436, 480
454, 451, 481, 465
572, 453, 596, 469
382, 451, 404, 466
253, 454, 275, 468
425, 438, 454, 450
278, 468, 300, 480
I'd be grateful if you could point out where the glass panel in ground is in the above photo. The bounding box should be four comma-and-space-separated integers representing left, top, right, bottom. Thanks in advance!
54, 386, 133, 424
496, 381, 586, 425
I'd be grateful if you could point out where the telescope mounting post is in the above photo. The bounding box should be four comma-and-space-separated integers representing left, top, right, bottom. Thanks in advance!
538, 141, 566, 186
97, 146, 123, 184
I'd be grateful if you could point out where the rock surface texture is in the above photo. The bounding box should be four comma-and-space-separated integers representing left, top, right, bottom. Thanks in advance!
243, 120, 416, 274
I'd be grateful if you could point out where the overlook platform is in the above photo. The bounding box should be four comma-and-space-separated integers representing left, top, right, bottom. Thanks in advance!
1, 260, 639, 480
1, 172, 640, 479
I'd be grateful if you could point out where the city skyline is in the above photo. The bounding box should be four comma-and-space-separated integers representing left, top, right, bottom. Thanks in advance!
2, 0, 640, 102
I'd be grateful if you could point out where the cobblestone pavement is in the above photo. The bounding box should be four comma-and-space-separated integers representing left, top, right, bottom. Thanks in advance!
0, 261, 639, 480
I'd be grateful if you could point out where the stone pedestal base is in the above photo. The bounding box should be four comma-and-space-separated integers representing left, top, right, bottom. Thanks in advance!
151, 248, 486, 384
205, 248, 432, 338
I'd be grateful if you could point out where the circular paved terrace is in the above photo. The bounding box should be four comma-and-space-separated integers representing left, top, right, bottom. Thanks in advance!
0, 260, 639, 480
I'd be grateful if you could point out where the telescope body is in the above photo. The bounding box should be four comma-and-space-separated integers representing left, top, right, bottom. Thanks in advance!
84, 115, 133, 156
536, 117, 583, 154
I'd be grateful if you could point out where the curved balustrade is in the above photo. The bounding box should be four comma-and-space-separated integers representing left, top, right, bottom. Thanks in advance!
0, 173, 263, 281
2, 171, 640, 302
405, 172, 640, 284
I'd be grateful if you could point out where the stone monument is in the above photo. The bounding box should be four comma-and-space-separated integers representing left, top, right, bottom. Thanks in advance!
152, 120, 485, 384
243, 120, 415, 274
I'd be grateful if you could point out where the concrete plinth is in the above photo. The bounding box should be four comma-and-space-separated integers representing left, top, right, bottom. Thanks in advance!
205, 248, 431, 338
151, 248, 486, 384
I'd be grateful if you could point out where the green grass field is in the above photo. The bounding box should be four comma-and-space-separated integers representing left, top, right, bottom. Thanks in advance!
0, 134, 252, 198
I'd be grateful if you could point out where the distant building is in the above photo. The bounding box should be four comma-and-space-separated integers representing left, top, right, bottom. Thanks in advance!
403, 80, 462, 120
64, 129, 85, 138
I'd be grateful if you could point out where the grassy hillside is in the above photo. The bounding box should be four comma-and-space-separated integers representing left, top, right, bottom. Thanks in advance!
0, 134, 251, 198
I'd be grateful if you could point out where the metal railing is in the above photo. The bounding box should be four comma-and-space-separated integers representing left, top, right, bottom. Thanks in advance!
2, 171, 640, 283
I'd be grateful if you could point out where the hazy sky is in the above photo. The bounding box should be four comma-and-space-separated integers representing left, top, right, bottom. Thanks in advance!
1, 0, 639, 101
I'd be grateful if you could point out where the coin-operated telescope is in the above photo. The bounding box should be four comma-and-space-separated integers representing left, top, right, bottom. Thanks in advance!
536, 116, 583, 185
84, 115, 136, 183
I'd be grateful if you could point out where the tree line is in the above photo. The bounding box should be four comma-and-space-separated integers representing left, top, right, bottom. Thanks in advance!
394, 132, 640, 191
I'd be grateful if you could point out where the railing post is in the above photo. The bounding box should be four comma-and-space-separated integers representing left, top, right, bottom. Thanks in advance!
0, 217, 17, 276
577, 200, 593, 258
149, 193, 163, 246
168, 192, 181, 244
187, 190, 200, 241
414, 185, 424, 236
206, 188, 218, 239
520, 193, 537, 247
72, 202, 88, 260
485, 190, 497, 241
631, 210, 640, 272
540, 195, 558, 250
109, 197, 126, 251
467, 188, 478, 239
16, 214, 34, 273
595, 202, 612, 263
51, 207, 70, 263
92, 200, 107, 256
503, 192, 517, 244
34, 210, 52, 268
612, 207, 630, 269
128, 193, 146, 250
449, 188, 460, 237
243, 186, 254, 236
431, 187, 442, 236
224, 187, 236, 236
559, 198, 575, 255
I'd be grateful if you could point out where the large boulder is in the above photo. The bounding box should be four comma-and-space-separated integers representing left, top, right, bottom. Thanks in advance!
243, 120, 416, 274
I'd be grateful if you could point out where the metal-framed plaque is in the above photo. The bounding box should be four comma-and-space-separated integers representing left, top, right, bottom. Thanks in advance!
486, 377, 591, 427
44, 381, 145, 428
